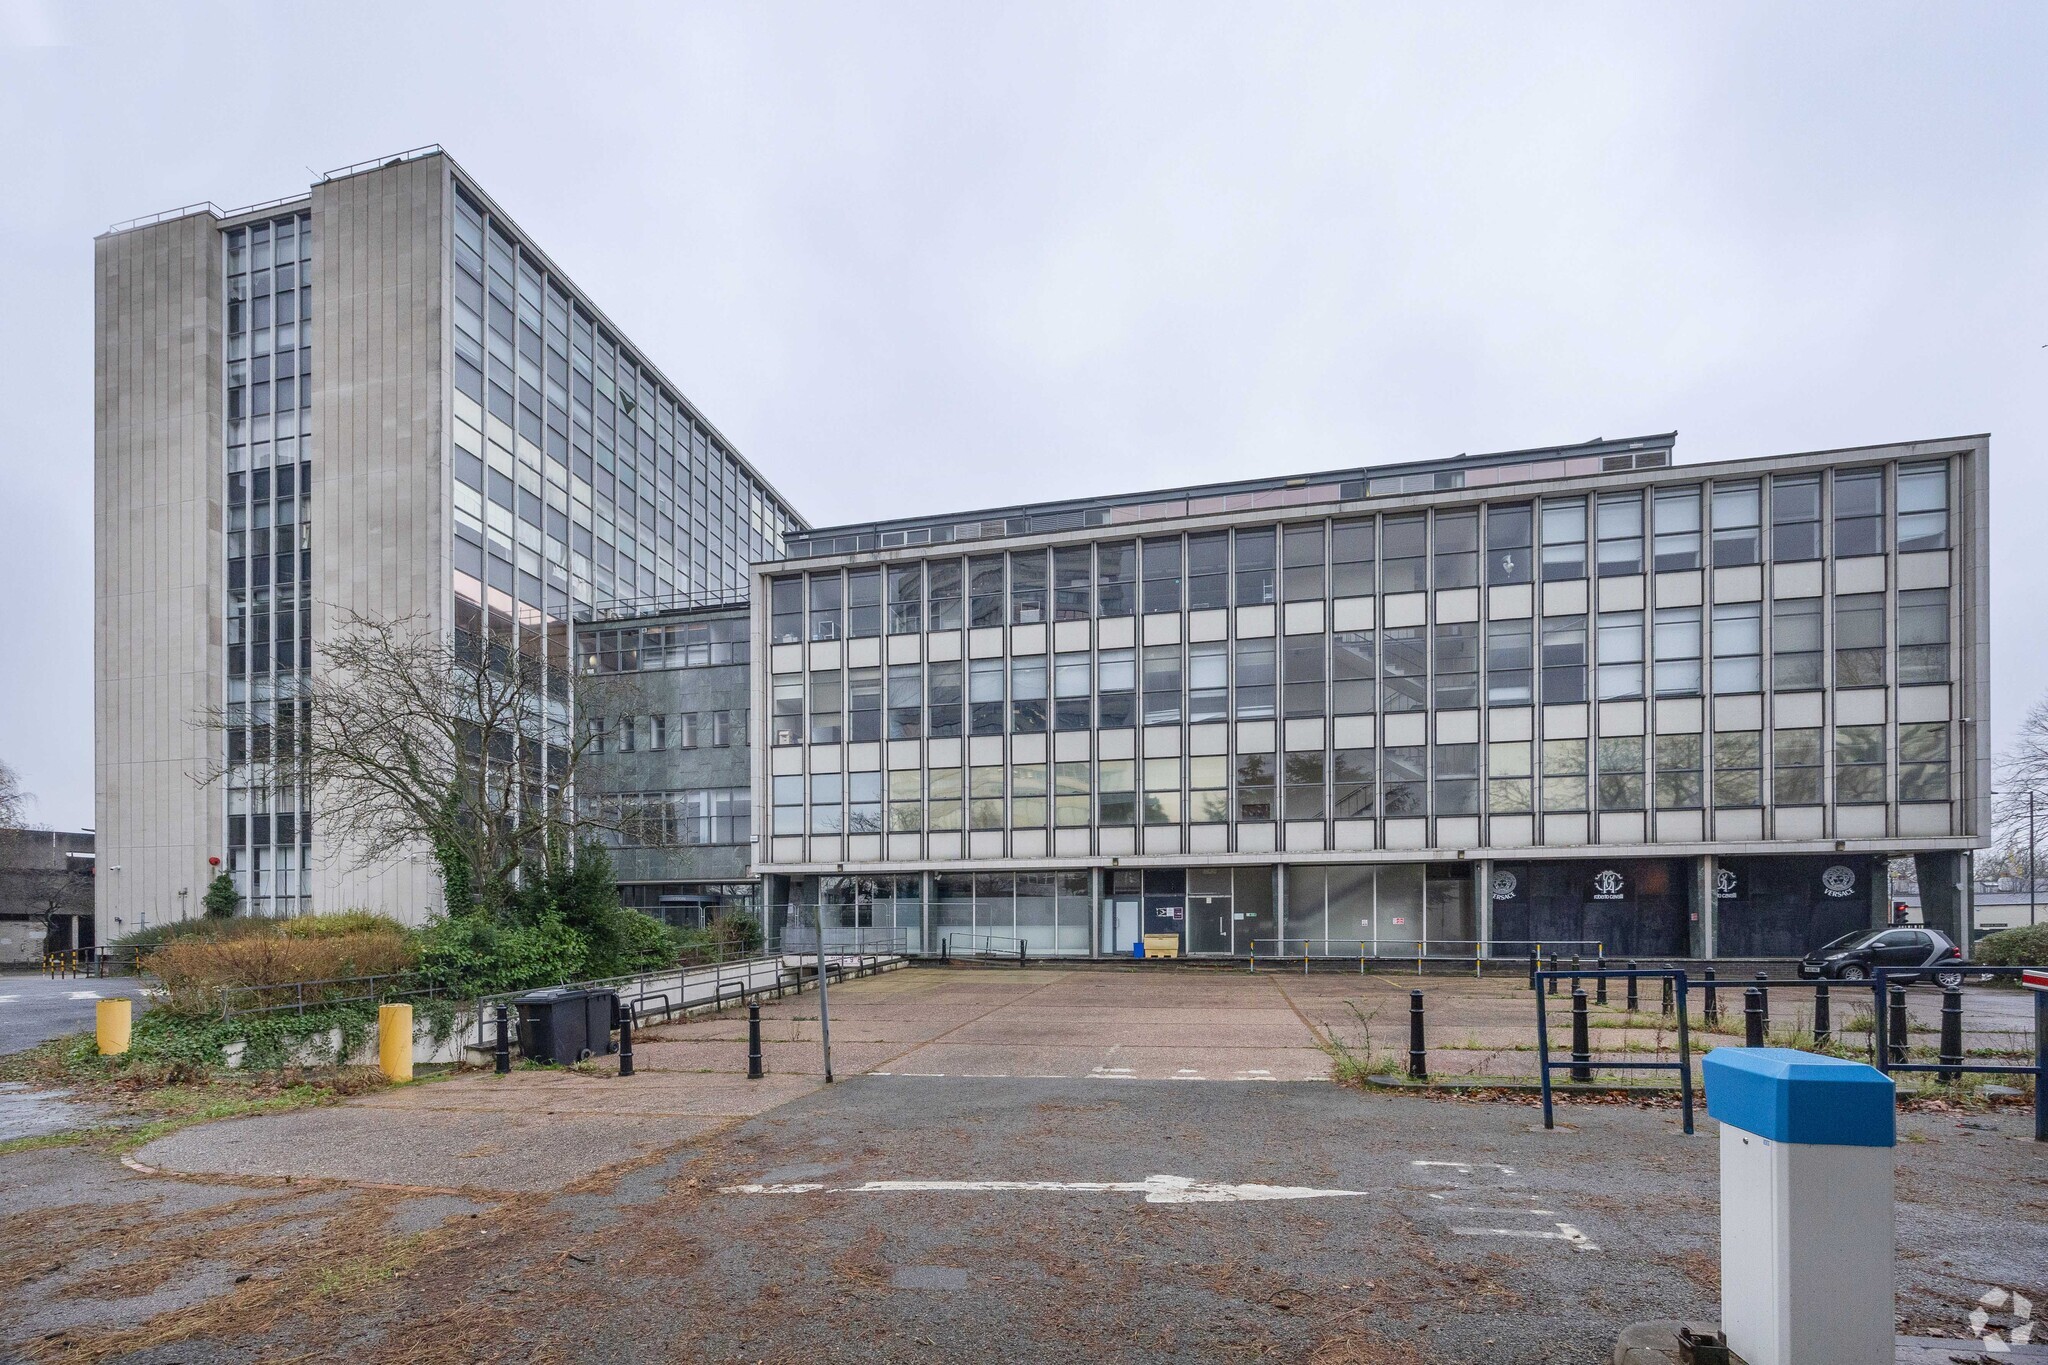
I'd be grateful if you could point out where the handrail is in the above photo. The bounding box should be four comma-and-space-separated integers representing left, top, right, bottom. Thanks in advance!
318, 144, 446, 183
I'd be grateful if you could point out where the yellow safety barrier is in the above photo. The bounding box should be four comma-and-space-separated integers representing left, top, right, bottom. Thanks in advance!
96, 998, 132, 1056
377, 1003, 413, 1083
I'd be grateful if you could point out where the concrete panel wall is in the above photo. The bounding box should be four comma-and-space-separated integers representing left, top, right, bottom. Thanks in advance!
307, 156, 449, 922
94, 213, 225, 940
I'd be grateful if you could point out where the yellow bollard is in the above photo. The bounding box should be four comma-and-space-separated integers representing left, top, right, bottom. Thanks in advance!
377, 1003, 414, 1083
96, 998, 132, 1056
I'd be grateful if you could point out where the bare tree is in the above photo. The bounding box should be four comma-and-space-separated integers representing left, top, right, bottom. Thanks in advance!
200, 611, 660, 917
1993, 693, 2048, 872
0, 845, 93, 949
0, 758, 29, 832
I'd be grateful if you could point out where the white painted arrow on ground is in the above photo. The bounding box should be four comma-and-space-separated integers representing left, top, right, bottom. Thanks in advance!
719, 1173, 1370, 1205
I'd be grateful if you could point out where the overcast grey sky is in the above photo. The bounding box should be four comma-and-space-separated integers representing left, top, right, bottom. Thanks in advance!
2, 2, 2043, 832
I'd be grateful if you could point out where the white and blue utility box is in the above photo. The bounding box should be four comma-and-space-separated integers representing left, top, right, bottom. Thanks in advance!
1702, 1047, 1896, 1365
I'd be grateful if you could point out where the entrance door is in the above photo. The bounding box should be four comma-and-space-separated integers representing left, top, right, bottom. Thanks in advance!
1231, 867, 1277, 955
1187, 869, 1232, 955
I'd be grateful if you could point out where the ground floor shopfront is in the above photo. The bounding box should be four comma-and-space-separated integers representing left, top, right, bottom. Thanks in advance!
761, 849, 1932, 961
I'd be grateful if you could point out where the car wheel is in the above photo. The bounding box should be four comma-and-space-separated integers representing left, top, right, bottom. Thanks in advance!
1933, 969, 1964, 990
1836, 964, 1867, 982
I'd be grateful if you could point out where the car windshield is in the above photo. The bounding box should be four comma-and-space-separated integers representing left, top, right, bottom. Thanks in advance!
1817, 930, 1884, 953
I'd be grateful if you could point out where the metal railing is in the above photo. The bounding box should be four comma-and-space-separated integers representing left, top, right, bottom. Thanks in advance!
218, 972, 443, 1020
1534, 968, 1698, 1134
941, 931, 1028, 962
1871, 966, 2047, 1141
779, 926, 914, 956
41, 947, 148, 979
1247, 937, 1606, 977
318, 144, 446, 183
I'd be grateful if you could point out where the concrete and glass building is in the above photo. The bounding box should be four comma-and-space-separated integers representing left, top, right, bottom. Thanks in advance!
94, 147, 802, 936
750, 434, 1989, 960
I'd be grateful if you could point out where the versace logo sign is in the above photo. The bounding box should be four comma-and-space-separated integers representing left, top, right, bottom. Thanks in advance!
1821, 865, 1856, 899
1491, 870, 1518, 901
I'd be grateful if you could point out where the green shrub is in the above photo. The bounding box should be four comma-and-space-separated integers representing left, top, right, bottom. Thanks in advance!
1975, 923, 2048, 968
413, 912, 589, 999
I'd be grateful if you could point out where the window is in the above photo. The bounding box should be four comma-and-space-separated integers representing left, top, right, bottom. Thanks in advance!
1189, 755, 1229, 822
1381, 746, 1427, 816
808, 574, 843, 641
1541, 498, 1587, 581
1333, 749, 1375, 818
1771, 476, 1821, 561
1011, 763, 1048, 826
926, 660, 963, 738
847, 569, 881, 638
1142, 537, 1181, 615
1898, 589, 1950, 684
889, 769, 922, 832
1596, 611, 1644, 700
1284, 524, 1325, 602
1597, 735, 1644, 811
1711, 602, 1762, 693
1897, 462, 1949, 552
1097, 758, 1136, 824
587, 715, 608, 755
927, 559, 964, 631
810, 772, 842, 834
1145, 757, 1183, 824
968, 555, 1004, 628
1143, 644, 1183, 725
808, 670, 842, 743
1485, 618, 1533, 705
1486, 503, 1533, 585
848, 771, 883, 833
1488, 741, 1532, 813
1434, 743, 1480, 815
888, 564, 922, 634
969, 658, 1005, 736
846, 667, 881, 742
1010, 550, 1047, 625
1541, 616, 1588, 704
1187, 532, 1228, 613
1712, 730, 1762, 806
1654, 734, 1702, 809
1773, 728, 1823, 804
1010, 656, 1047, 733
1235, 752, 1275, 820
1433, 622, 1478, 709
1282, 750, 1324, 820
1054, 651, 1092, 730
1189, 641, 1229, 722
969, 766, 1005, 828
1653, 487, 1702, 572
676, 712, 701, 749
1712, 483, 1761, 567
928, 767, 963, 831
1833, 469, 1884, 558
1096, 541, 1136, 617
1097, 648, 1136, 728
1541, 738, 1587, 811
1382, 626, 1427, 712
1433, 511, 1478, 589
1381, 515, 1427, 593
1332, 519, 1374, 596
1596, 493, 1643, 576
887, 663, 922, 739
1653, 606, 1702, 697
1284, 633, 1327, 717
772, 774, 804, 834
770, 681, 803, 745
1054, 762, 1091, 825
1772, 597, 1824, 690
1234, 637, 1275, 719
1899, 722, 1949, 802
1835, 725, 1886, 803
1835, 593, 1885, 687
1234, 528, 1277, 606
1053, 546, 1091, 621
770, 576, 804, 643
1333, 630, 1375, 714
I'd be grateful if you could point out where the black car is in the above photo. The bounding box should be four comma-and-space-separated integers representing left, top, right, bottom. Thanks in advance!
1798, 926, 1966, 987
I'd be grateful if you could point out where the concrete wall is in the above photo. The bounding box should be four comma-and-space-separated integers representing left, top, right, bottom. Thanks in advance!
94, 212, 225, 942
307, 156, 450, 923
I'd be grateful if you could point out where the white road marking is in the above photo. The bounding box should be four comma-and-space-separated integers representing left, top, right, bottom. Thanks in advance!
718, 1173, 1370, 1205
0, 995, 19, 1004
1412, 1160, 1518, 1177
66, 991, 103, 1001
1451, 1223, 1599, 1252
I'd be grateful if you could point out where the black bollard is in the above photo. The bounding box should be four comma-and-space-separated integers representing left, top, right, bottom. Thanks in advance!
1813, 982, 1831, 1046
1703, 967, 1719, 1026
941, 938, 950, 964
1888, 985, 1910, 1068
618, 1005, 635, 1077
1744, 988, 1765, 1048
494, 1002, 511, 1075
1019, 940, 1027, 965
1754, 971, 1770, 1032
1408, 989, 1427, 1080
1939, 987, 1963, 1084
1595, 954, 1608, 1006
1547, 952, 1559, 996
1528, 947, 1540, 992
1660, 974, 1673, 1017
1570, 990, 1593, 1083
747, 1002, 764, 1080
1625, 961, 1639, 1013
1571, 954, 1582, 995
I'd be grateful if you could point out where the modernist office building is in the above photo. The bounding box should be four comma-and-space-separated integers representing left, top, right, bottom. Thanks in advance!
94, 147, 803, 934
750, 434, 1989, 960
